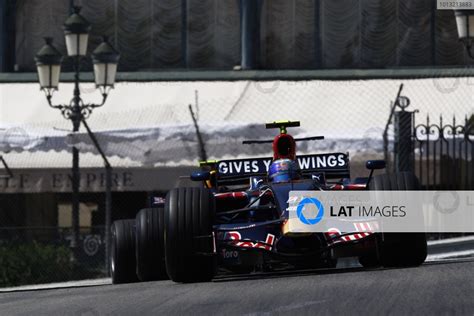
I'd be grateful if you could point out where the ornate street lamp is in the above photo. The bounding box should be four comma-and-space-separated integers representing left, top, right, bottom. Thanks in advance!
454, 11, 474, 136
63, 6, 91, 57
455, 10, 474, 58
35, 7, 119, 247
34, 38, 63, 97
92, 37, 120, 96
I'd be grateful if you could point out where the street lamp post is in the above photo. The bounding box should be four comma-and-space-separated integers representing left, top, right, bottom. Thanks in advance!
455, 10, 474, 58
34, 6, 119, 248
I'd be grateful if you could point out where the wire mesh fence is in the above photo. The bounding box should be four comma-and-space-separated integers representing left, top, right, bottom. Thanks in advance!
1, 76, 474, 287
0, 190, 153, 287
0, 226, 106, 287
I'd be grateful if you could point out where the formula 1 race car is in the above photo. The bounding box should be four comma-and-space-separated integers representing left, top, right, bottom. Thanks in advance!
110, 121, 427, 284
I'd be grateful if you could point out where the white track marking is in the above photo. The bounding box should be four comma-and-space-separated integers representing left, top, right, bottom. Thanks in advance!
426, 250, 474, 261
0, 278, 111, 293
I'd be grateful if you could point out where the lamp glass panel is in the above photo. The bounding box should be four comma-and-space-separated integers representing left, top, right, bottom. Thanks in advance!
469, 15, 474, 38
456, 14, 474, 39
456, 15, 467, 38
65, 33, 89, 56
94, 63, 117, 86
37, 64, 61, 89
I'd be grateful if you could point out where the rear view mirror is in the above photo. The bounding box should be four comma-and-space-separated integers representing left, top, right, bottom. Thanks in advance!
190, 171, 211, 181
366, 160, 386, 170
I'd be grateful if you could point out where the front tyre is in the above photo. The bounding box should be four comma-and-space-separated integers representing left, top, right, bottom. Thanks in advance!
164, 187, 216, 283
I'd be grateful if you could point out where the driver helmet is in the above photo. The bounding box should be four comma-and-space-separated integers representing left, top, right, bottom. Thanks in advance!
268, 159, 301, 183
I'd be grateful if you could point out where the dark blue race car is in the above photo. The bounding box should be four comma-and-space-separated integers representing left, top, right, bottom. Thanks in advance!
110, 121, 427, 284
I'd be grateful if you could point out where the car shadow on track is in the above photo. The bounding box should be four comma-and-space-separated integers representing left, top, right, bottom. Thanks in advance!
212, 266, 371, 283
211, 257, 474, 283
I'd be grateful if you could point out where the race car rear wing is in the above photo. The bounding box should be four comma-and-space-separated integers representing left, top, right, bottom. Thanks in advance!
201, 153, 350, 185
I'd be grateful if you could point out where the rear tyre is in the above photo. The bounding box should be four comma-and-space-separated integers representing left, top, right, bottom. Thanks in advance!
365, 172, 427, 268
358, 253, 380, 268
136, 207, 168, 281
110, 219, 138, 284
164, 187, 216, 283
324, 258, 339, 269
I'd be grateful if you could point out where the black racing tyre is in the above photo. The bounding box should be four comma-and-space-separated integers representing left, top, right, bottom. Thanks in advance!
358, 253, 381, 268
110, 219, 138, 284
176, 177, 203, 188
164, 187, 216, 283
366, 172, 427, 268
136, 207, 168, 281
324, 258, 339, 269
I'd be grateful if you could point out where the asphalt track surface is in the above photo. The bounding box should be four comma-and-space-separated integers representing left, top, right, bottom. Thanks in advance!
1, 259, 473, 315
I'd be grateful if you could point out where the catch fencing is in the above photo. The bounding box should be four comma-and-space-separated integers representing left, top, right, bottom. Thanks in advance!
414, 115, 474, 190
1, 76, 474, 286
0, 225, 107, 287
